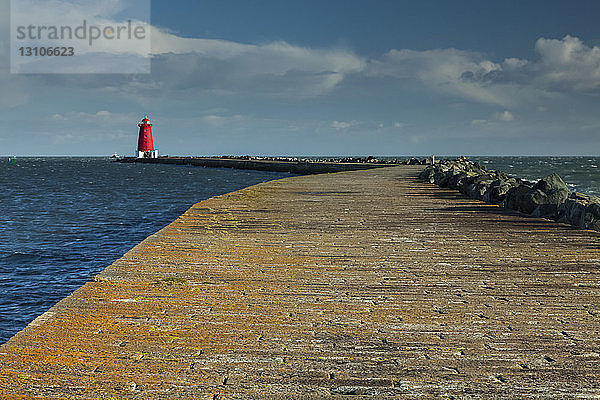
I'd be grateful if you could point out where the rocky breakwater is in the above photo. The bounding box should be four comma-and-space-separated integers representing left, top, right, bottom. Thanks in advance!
419, 157, 600, 232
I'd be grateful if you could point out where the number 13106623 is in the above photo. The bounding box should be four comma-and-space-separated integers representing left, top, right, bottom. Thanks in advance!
19, 47, 75, 56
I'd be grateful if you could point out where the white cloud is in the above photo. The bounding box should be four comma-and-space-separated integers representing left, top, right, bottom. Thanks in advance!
494, 110, 514, 121
10, 0, 146, 52
202, 114, 244, 127
471, 110, 514, 126
203, 115, 226, 127
10, 0, 151, 73
528, 35, 600, 92
148, 33, 365, 98
13, 4, 598, 105
366, 35, 600, 108
49, 110, 134, 123
21, 27, 366, 98
151, 34, 600, 105
367, 48, 510, 106
5, 0, 365, 96
331, 120, 358, 130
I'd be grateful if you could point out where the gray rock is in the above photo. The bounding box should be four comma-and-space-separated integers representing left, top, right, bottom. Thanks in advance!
470, 180, 493, 200
483, 179, 515, 204
447, 171, 469, 190
531, 204, 560, 219
587, 202, 600, 229
558, 193, 600, 229
455, 172, 478, 193
461, 174, 495, 197
558, 195, 589, 226
533, 173, 569, 205
502, 184, 537, 214
503, 173, 570, 216
419, 167, 435, 183
433, 168, 453, 186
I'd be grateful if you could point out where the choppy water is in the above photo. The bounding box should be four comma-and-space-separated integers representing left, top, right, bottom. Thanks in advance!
470, 156, 600, 196
0, 158, 289, 344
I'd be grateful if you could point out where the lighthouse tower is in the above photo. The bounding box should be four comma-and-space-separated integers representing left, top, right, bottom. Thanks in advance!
137, 115, 158, 158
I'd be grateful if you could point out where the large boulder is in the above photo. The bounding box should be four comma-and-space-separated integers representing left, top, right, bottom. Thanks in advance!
469, 180, 494, 200
483, 179, 516, 204
503, 173, 569, 217
588, 203, 600, 231
463, 174, 495, 198
531, 204, 560, 219
558, 193, 600, 229
419, 167, 435, 183
447, 171, 471, 190
559, 194, 590, 226
455, 172, 479, 193
433, 167, 453, 187
533, 173, 570, 205
502, 184, 536, 214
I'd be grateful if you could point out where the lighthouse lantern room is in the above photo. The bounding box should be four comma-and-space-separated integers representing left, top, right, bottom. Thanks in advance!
137, 115, 158, 158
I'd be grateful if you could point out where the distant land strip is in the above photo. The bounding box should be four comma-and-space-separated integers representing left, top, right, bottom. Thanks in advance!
117, 155, 431, 174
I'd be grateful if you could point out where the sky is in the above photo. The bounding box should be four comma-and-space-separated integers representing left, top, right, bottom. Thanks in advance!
2, 0, 600, 156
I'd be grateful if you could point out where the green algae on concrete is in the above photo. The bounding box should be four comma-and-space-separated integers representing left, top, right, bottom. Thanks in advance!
1, 166, 600, 398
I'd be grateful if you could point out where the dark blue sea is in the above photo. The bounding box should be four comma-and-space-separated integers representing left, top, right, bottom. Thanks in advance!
1, 156, 599, 344
0, 158, 290, 344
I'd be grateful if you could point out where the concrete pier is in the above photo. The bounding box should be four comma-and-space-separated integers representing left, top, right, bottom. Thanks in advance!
117, 156, 397, 174
2, 166, 600, 398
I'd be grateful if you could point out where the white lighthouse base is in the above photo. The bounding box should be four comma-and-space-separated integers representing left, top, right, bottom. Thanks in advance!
137, 150, 159, 159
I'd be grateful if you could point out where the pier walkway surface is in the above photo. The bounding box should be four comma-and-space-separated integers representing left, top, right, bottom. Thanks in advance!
1, 166, 600, 398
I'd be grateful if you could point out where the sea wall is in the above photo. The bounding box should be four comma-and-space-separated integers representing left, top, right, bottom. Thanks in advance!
419, 157, 600, 231
117, 156, 435, 174
118, 157, 394, 174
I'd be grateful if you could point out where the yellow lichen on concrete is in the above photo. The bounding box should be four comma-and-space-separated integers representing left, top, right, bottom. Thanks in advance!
1, 166, 600, 398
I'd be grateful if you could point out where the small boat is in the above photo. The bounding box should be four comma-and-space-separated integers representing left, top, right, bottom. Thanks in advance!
110, 153, 122, 160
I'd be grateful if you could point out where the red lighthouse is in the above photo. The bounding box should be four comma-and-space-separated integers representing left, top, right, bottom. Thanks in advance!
137, 115, 158, 158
